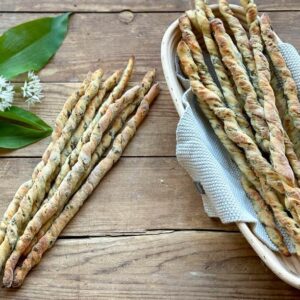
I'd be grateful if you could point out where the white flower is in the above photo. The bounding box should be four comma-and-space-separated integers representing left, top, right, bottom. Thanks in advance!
0, 76, 14, 112
21, 71, 44, 106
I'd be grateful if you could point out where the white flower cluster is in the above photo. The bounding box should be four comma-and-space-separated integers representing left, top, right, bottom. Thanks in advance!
0, 76, 14, 112
0, 71, 44, 112
21, 71, 44, 107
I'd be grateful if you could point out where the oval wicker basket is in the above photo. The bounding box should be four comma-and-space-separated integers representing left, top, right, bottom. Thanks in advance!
161, 4, 300, 288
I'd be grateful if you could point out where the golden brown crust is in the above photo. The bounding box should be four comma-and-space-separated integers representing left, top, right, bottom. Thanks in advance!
11, 83, 160, 288
177, 40, 300, 253
241, 176, 290, 256
0, 69, 104, 272
261, 13, 300, 130
3, 85, 140, 287
211, 18, 270, 152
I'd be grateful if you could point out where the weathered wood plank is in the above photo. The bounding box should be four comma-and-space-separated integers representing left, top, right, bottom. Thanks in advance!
0, 231, 299, 299
0, 12, 299, 84
0, 157, 236, 234
0, 0, 299, 12
0, 82, 177, 157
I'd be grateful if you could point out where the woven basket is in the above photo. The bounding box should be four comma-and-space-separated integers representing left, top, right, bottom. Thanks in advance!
161, 4, 300, 288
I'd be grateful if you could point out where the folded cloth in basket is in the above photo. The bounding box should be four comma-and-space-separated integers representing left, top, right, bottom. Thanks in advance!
175, 42, 300, 252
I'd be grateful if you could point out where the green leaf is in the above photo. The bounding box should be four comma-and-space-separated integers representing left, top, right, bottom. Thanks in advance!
0, 13, 71, 79
0, 106, 52, 149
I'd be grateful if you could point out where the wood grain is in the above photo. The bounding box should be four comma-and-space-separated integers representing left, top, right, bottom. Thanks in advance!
0, 82, 177, 157
0, 0, 299, 12
0, 158, 236, 234
0, 231, 299, 299
0, 12, 298, 84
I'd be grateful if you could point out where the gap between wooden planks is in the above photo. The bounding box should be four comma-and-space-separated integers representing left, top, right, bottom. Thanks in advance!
0, 231, 300, 299
0, 12, 299, 83
0, 157, 236, 234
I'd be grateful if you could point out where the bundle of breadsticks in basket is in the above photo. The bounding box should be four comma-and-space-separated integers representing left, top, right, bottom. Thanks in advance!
0, 56, 159, 287
177, 0, 300, 257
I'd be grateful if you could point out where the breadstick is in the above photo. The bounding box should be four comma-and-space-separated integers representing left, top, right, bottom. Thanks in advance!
25, 70, 156, 257
260, 13, 300, 130
0, 181, 31, 244
219, 0, 262, 97
0, 74, 93, 243
179, 40, 300, 253
211, 18, 270, 152
3, 86, 140, 285
185, 10, 202, 34
0, 69, 104, 271
63, 70, 122, 159
47, 57, 135, 199
11, 83, 160, 288
179, 40, 300, 252
191, 7, 254, 139
48, 70, 123, 198
241, 176, 289, 256
243, 2, 294, 186
177, 41, 300, 249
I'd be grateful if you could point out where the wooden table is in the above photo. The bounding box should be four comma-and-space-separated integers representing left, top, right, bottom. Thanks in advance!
0, 0, 300, 298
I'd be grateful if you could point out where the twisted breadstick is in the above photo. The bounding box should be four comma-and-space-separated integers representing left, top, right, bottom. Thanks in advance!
219, 0, 262, 97
0, 69, 104, 271
177, 41, 300, 250
241, 176, 289, 255
11, 83, 160, 288
49, 70, 123, 198
190, 6, 254, 139
185, 10, 202, 34
270, 68, 300, 161
243, 3, 294, 186
3, 86, 140, 285
260, 13, 300, 130
63, 69, 122, 159
0, 181, 31, 244
24, 70, 156, 258
47, 58, 135, 200
211, 18, 270, 152
0, 74, 92, 244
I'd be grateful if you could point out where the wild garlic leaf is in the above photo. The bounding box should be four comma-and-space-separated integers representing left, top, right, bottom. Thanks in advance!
0, 13, 71, 79
0, 106, 52, 149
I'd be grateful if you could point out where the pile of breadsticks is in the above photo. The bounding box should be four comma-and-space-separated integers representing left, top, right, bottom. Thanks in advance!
0, 57, 159, 287
178, 0, 300, 256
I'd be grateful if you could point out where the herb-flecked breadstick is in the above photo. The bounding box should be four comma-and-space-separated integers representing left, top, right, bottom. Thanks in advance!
63, 70, 122, 158
0, 181, 31, 244
219, 0, 261, 97
241, 176, 289, 255
181, 31, 288, 252
211, 18, 270, 152
260, 13, 300, 130
185, 10, 202, 34
191, 6, 254, 139
0, 74, 93, 243
47, 57, 135, 199
32, 72, 94, 185
271, 71, 300, 158
3, 86, 140, 284
26, 70, 156, 257
244, 3, 294, 186
245, 2, 300, 186
49, 70, 123, 198
177, 41, 300, 253
179, 14, 254, 139
11, 83, 160, 288
0, 69, 104, 271
197, 0, 244, 67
